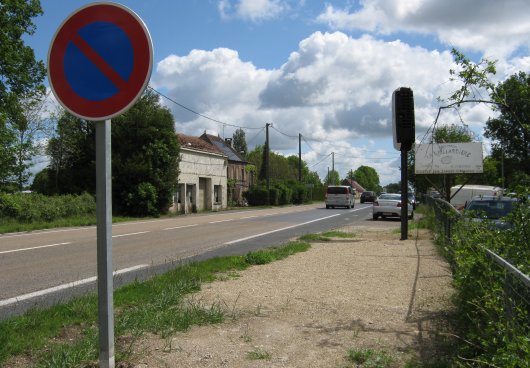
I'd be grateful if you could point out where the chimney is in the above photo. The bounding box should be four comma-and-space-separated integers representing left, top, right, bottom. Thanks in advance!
225, 138, 233, 147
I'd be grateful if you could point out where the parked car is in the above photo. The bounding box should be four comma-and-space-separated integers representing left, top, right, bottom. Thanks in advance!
373, 193, 413, 220
325, 185, 355, 209
464, 195, 518, 229
360, 191, 376, 203
450, 185, 503, 210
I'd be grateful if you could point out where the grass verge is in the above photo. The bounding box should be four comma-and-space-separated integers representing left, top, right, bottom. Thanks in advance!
299, 230, 355, 242
0, 240, 310, 367
0, 216, 146, 234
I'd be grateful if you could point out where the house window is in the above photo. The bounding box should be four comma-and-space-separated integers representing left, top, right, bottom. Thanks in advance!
241, 168, 245, 181
214, 185, 222, 204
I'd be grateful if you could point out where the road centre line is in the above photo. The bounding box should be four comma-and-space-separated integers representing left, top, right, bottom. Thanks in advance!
164, 224, 198, 231
240, 215, 259, 219
225, 213, 342, 245
0, 242, 72, 255
0, 264, 149, 307
209, 219, 233, 224
112, 231, 150, 238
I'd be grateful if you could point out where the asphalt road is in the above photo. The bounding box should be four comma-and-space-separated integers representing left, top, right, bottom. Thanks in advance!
0, 202, 378, 319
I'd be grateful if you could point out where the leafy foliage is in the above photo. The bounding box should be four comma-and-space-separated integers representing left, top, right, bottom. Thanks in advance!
232, 128, 247, 157
0, 192, 95, 223
486, 71, 530, 187
0, 0, 46, 191
430, 193, 530, 367
353, 165, 381, 192
112, 90, 180, 216
40, 91, 180, 216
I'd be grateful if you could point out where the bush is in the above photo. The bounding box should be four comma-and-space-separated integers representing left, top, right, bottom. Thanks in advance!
125, 182, 159, 217
0, 192, 96, 223
428, 193, 530, 367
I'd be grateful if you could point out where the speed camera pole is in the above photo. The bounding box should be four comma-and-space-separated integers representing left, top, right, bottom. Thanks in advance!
391, 87, 415, 241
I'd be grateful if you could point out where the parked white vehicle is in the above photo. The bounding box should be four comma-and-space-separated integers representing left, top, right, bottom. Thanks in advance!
373, 193, 413, 220
325, 185, 355, 209
450, 185, 503, 210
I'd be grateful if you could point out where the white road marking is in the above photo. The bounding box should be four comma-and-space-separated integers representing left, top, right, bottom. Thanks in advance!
0, 264, 149, 307
0, 242, 72, 255
240, 215, 259, 219
164, 224, 198, 231
112, 231, 150, 238
209, 219, 233, 224
225, 213, 342, 245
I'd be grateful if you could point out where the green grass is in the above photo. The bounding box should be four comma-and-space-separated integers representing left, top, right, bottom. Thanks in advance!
347, 348, 393, 368
299, 230, 355, 242
0, 215, 144, 234
0, 240, 311, 367
246, 347, 272, 360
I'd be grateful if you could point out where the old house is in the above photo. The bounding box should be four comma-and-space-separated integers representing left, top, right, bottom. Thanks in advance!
174, 134, 228, 213
200, 133, 252, 205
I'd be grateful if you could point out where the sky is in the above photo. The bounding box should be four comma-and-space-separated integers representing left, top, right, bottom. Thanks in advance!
25, 0, 530, 186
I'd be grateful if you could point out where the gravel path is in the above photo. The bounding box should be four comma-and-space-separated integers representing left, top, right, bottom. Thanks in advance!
132, 223, 455, 367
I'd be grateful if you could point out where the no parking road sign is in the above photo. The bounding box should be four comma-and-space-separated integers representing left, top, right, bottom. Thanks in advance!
48, 2, 153, 120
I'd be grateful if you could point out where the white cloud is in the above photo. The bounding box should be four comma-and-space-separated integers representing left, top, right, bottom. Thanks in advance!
316, 0, 530, 58
153, 30, 513, 184
218, 0, 288, 22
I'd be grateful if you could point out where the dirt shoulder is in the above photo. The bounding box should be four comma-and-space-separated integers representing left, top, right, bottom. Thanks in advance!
131, 222, 455, 368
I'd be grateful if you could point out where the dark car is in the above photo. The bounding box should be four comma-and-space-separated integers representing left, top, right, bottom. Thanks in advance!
360, 191, 376, 203
464, 195, 518, 229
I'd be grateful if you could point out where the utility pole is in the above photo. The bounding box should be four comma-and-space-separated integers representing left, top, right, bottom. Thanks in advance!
298, 133, 302, 182
332, 152, 335, 184
265, 123, 271, 205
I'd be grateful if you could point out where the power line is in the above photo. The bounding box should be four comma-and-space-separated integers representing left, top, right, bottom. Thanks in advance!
271, 125, 298, 139
147, 85, 262, 130
246, 127, 266, 145
309, 153, 332, 168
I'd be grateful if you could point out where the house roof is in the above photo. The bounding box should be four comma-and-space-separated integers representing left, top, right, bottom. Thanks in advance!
342, 179, 366, 192
177, 133, 225, 156
200, 133, 246, 163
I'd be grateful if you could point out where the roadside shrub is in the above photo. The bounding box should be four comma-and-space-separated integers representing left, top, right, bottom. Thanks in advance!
428, 193, 530, 367
244, 186, 268, 206
0, 192, 96, 223
125, 182, 159, 217
274, 183, 292, 205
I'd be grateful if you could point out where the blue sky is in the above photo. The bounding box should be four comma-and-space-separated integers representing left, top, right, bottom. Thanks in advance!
27, 0, 530, 185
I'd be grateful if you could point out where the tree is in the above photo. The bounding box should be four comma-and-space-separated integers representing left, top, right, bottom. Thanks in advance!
353, 166, 381, 191
429, 49, 530, 191
485, 72, 530, 187
8, 96, 51, 190
385, 182, 401, 193
232, 128, 248, 157
44, 91, 180, 216
324, 170, 340, 185
111, 90, 180, 216
0, 0, 46, 191
248, 145, 297, 183
46, 112, 96, 194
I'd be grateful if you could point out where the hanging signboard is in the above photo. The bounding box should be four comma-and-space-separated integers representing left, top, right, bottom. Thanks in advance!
415, 142, 483, 174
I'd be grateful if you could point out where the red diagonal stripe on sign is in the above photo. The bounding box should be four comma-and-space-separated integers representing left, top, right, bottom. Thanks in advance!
71, 33, 127, 90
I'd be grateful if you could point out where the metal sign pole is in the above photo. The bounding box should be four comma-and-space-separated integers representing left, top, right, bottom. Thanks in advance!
400, 150, 408, 241
96, 119, 115, 368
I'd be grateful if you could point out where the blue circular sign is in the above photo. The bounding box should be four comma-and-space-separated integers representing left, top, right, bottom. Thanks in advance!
48, 3, 153, 120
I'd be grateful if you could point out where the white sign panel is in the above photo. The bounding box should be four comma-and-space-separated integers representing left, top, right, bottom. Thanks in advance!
415, 143, 483, 174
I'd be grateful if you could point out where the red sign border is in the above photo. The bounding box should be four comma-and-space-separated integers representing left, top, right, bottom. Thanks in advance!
48, 3, 153, 121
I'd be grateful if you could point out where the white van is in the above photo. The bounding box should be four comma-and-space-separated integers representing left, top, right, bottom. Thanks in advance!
325, 185, 355, 209
450, 185, 502, 210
